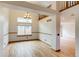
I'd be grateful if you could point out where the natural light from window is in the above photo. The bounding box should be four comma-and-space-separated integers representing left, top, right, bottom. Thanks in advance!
17, 17, 32, 35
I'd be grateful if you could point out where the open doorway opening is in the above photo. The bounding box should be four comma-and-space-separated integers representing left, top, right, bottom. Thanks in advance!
60, 14, 75, 57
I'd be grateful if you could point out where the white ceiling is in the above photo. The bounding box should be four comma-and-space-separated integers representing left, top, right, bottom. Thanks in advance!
27, 1, 78, 24
27, 1, 56, 8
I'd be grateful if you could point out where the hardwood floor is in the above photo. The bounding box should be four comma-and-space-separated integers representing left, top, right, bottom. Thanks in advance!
4, 39, 75, 57
60, 37, 75, 57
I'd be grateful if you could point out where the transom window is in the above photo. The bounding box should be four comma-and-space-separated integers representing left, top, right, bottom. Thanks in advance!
17, 17, 32, 35
17, 17, 32, 23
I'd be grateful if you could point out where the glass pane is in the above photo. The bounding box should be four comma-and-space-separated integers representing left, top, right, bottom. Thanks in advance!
17, 26, 25, 35
26, 18, 32, 23
17, 17, 26, 22
25, 26, 32, 35
17, 17, 32, 23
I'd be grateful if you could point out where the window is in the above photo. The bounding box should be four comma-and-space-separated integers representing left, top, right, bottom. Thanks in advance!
17, 17, 32, 35
17, 17, 32, 23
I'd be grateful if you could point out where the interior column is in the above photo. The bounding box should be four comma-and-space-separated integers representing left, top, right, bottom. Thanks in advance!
76, 16, 79, 56
55, 1, 60, 51
56, 13, 60, 51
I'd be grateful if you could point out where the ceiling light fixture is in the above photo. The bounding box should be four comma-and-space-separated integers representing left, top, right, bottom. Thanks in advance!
24, 12, 31, 19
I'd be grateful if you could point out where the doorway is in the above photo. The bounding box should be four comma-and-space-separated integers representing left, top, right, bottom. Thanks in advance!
60, 16, 75, 57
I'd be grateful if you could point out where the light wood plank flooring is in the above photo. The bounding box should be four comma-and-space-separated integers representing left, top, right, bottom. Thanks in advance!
60, 37, 75, 57
4, 39, 75, 57
4, 40, 65, 57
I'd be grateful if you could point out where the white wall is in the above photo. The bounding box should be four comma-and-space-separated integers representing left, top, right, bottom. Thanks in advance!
76, 16, 79, 56
61, 23, 75, 38
9, 9, 39, 41
39, 16, 57, 50
61, 11, 75, 39
60, 4, 77, 56
60, 5, 76, 38
0, 6, 9, 56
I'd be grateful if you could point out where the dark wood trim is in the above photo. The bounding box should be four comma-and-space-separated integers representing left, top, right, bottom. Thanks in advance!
59, 4, 79, 12
66, 1, 68, 8
39, 16, 48, 20
55, 49, 61, 52
17, 35, 32, 37
60, 1, 79, 12
9, 39, 39, 44
77, 1, 79, 4
47, 4, 52, 8
9, 32, 17, 34
9, 32, 52, 35
9, 32, 39, 34
39, 14, 48, 20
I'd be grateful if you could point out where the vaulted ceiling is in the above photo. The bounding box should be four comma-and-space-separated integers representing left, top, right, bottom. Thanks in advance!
28, 1, 79, 22
27, 1, 56, 8
27, 1, 56, 20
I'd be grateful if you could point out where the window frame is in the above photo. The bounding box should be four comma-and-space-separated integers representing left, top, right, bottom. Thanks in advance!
16, 17, 32, 36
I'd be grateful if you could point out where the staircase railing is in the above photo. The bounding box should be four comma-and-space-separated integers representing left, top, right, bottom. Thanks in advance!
39, 1, 79, 20
60, 1, 79, 12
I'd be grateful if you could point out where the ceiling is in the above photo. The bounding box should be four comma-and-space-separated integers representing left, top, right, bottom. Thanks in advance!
26, 1, 79, 22
26, 1, 56, 20
27, 1, 56, 8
